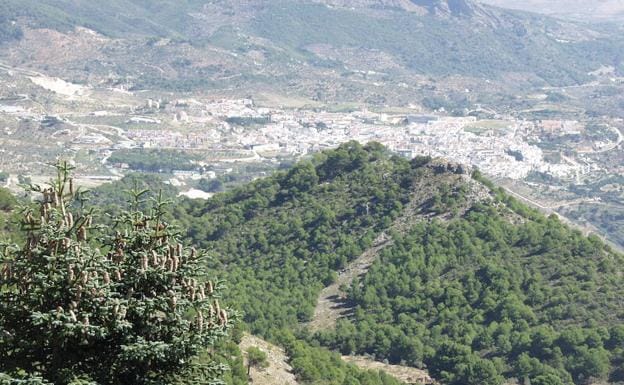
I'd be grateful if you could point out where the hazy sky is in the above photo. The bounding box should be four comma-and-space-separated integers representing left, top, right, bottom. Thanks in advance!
479, 0, 624, 20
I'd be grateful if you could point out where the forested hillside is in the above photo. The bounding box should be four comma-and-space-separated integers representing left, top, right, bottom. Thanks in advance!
173, 142, 421, 337
169, 143, 624, 385
3, 143, 622, 385
316, 206, 624, 384
244, 1, 622, 85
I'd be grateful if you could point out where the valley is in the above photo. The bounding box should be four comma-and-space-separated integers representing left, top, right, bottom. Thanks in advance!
1, 57, 623, 249
1, 1, 624, 385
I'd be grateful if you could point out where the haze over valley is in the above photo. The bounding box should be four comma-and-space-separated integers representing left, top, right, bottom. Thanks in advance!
480, 0, 624, 22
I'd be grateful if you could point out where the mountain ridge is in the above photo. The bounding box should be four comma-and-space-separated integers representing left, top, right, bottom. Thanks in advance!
314, 0, 484, 17
163, 142, 624, 385
480, 0, 624, 21
0, 0, 622, 98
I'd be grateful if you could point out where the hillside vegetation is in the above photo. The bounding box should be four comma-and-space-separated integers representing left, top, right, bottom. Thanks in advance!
2, 144, 623, 385
244, 1, 621, 85
170, 143, 624, 385
0, 0, 206, 39
1, 0, 623, 88
316, 204, 624, 384
174, 142, 419, 337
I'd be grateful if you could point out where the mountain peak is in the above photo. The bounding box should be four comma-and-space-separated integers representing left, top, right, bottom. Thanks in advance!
411, 0, 480, 16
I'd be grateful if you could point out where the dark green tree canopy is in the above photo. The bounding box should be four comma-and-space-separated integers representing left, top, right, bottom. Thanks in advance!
0, 162, 233, 385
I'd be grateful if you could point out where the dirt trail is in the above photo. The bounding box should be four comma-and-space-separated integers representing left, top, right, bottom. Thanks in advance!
309, 169, 491, 332
240, 333, 435, 385
342, 355, 436, 385
240, 334, 299, 385
308, 232, 393, 332
308, 192, 425, 332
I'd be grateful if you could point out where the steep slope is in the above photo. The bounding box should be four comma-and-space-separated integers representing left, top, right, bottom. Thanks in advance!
171, 143, 623, 385
309, 166, 491, 331
314, 177, 624, 385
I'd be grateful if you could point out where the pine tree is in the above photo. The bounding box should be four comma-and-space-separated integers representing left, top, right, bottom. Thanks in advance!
245, 347, 268, 378
0, 162, 233, 385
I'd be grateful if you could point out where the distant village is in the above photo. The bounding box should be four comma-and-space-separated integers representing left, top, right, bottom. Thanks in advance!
1, 95, 621, 191
107, 98, 616, 182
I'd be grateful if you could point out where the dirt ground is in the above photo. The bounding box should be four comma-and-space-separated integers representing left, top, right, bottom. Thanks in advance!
240, 334, 299, 385
342, 355, 435, 385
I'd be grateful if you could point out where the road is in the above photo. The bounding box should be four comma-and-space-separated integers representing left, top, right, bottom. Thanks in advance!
502, 186, 624, 253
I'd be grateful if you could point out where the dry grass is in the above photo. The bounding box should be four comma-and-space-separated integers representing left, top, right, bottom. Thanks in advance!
342, 355, 436, 385
240, 334, 299, 385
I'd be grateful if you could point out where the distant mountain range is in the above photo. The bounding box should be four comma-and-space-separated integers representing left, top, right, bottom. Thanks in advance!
479, 0, 624, 22
0, 0, 623, 103
314, 0, 486, 16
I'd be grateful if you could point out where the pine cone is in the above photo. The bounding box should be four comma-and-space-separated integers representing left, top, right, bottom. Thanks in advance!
152, 250, 159, 267
77, 226, 87, 242
168, 291, 177, 309
219, 309, 228, 326
214, 299, 220, 315
197, 311, 204, 332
